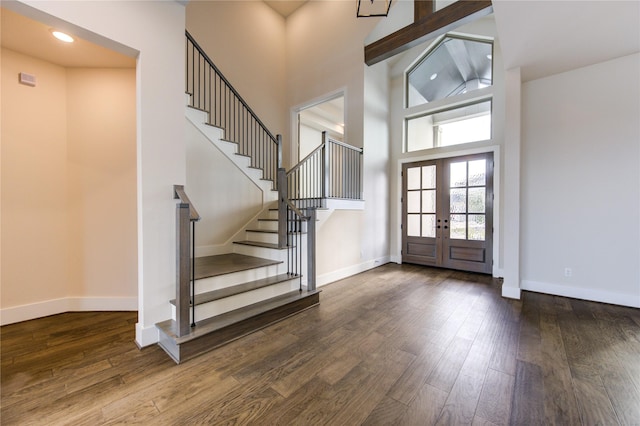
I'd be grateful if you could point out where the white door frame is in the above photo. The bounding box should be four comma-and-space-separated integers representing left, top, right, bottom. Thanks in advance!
288, 88, 347, 168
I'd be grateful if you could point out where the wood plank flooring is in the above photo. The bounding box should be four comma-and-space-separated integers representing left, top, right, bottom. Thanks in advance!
2, 263, 639, 425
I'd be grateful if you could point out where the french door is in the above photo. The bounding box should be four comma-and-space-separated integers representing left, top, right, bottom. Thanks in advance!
402, 153, 493, 274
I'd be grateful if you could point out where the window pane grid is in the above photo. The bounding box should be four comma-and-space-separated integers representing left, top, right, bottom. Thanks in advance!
449, 160, 486, 241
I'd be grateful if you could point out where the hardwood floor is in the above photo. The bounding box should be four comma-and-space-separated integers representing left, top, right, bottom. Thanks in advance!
2, 263, 639, 425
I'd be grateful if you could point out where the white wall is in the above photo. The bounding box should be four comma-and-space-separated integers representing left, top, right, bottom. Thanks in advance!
287, 1, 391, 282
299, 123, 323, 160
1, 48, 69, 315
1, 48, 138, 324
521, 53, 640, 307
66, 68, 137, 301
186, 1, 287, 162
185, 119, 264, 256
7, 0, 187, 345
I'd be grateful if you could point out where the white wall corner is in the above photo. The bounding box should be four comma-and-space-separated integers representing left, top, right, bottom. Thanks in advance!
0, 298, 69, 326
0, 297, 137, 326
136, 322, 160, 348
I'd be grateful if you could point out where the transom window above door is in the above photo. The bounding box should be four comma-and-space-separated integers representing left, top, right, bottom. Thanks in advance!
406, 35, 493, 108
403, 33, 494, 153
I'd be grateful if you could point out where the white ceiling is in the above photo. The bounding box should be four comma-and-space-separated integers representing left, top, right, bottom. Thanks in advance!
3, 1, 637, 83
1, 7, 136, 68
492, 0, 640, 81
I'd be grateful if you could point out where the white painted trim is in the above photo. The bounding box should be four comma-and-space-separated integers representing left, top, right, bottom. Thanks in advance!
317, 256, 390, 287
0, 297, 137, 326
289, 87, 348, 168
325, 199, 365, 210
136, 322, 159, 348
501, 283, 521, 300
521, 280, 640, 309
493, 267, 505, 278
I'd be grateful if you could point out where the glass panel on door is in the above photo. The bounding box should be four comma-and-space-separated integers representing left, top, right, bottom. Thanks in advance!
405, 165, 437, 239
448, 159, 487, 241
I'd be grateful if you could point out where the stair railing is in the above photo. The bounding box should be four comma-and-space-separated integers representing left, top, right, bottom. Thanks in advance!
174, 185, 200, 336
185, 31, 282, 185
286, 131, 364, 210
277, 170, 317, 291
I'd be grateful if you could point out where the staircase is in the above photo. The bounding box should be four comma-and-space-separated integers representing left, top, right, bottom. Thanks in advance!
157, 104, 319, 363
155, 31, 361, 364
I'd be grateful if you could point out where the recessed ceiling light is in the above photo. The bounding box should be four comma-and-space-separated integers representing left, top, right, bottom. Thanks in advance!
486, 54, 492, 60
430, 73, 438, 81
51, 30, 74, 43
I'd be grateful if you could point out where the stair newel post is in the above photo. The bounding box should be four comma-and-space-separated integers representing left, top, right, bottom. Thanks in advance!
277, 168, 288, 249
276, 134, 283, 170
176, 202, 191, 337
191, 221, 196, 327
306, 208, 317, 292
322, 131, 329, 203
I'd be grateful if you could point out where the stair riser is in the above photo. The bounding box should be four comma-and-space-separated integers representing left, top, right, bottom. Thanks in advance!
195, 264, 288, 293
158, 290, 320, 363
245, 231, 278, 244
171, 279, 300, 322
265, 210, 279, 220
233, 244, 289, 261
257, 220, 279, 231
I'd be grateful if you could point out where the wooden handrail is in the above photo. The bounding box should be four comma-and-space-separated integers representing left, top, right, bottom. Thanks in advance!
286, 137, 362, 177
174, 185, 201, 222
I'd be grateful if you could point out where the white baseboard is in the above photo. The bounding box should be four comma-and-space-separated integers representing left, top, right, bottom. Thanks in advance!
136, 322, 160, 348
521, 280, 640, 308
0, 297, 137, 326
317, 256, 390, 287
501, 284, 521, 300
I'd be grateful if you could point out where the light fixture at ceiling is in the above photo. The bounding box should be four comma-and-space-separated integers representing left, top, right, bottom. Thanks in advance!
51, 30, 74, 43
486, 54, 492, 60
430, 73, 438, 81
356, 0, 392, 18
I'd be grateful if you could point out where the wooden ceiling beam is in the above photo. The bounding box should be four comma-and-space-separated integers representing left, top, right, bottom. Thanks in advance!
365, 0, 493, 66
414, 0, 434, 22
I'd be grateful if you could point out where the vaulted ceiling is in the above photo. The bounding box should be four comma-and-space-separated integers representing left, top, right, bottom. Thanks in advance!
2, 0, 638, 83
263, 0, 308, 18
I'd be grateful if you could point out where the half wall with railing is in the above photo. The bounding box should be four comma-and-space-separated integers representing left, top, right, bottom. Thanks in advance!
287, 131, 364, 210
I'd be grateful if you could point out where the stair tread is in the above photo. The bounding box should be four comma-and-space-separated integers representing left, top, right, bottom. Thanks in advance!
233, 240, 289, 249
157, 289, 320, 344
170, 273, 300, 307
194, 253, 281, 280
246, 229, 277, 234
